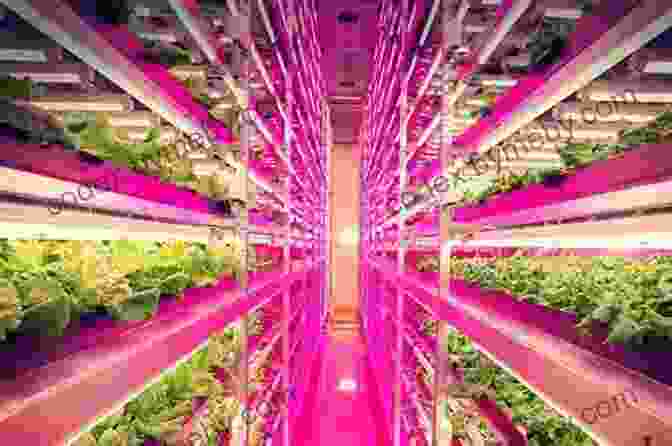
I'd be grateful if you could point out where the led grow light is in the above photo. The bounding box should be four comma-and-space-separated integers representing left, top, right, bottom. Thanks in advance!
0, 166, 213, 226
337, 225, 360, 247
443, 212, 672, 250
121, 126, 177, 143
477, 76, 518, 88
544, 8, 583, 20
104, 111, 161, 128
16, 94, 134, 113
248, 233, 273, 245
137, 31, 180, 43
552, 101, 668, 123
191, 159, 222, 176
210, 99, 237, 110
0, 63, 93, 84
168, 64, 207, 80
643, 61, 672, 74
580, 80, 672, 103
337, 378, 357, 392
0, 49, 47, 62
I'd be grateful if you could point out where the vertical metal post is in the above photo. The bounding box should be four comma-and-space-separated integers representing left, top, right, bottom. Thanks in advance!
395, 1, 411, 444
436, 2, 451, 443
283, 4, 295, 445
238, 5, 252, 443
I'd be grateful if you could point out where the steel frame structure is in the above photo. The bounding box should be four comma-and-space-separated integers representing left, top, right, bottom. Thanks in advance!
0, 0, 671, 445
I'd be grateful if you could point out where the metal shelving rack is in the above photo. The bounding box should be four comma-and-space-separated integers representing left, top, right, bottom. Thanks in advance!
0, 0, 328, 445
2, 1, 672, 446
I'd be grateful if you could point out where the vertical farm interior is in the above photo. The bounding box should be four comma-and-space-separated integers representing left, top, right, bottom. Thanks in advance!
0, 1, 672, 445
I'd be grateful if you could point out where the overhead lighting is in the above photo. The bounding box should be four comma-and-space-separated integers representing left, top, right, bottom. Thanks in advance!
121, 126, 177, 144
338, 225, 360, 247
0, 49, 47, 63
0, 63, 93, 84
137, 31, 180, 43
337, 378, 357, 392
169, 65, 207, 80
211, 99, 237, 111
544, 8, 583, 20
552, 101, 667, 123
643, 61, 672, 74
16, 94, 134, 113
191, 159, 222, 176
580, 80, 672, 103
472, 74, 518, 88
104, 112, 161, 128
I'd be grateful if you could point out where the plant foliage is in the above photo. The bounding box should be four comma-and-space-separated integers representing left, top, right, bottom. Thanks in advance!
452, 254, 672, 347
443, 330, 596, 446
81, 320, 255, 446
459, 111, 672, 205
0, 239, 236, 342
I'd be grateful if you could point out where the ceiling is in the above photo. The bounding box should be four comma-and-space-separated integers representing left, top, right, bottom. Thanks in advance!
319, 0, 379, 144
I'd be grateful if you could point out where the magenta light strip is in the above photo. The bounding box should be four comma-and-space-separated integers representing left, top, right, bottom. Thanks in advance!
450, 246, 672, 259
0, 142, 222, 219
453, 143, 672, 225
94, 25, 234, 144
370, 256, 672, 430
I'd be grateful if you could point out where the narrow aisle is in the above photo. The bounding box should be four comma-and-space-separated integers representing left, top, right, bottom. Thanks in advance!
302, 333, 385, 445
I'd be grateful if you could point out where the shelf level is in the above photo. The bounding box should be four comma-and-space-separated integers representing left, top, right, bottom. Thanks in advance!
0, 261, 322, 446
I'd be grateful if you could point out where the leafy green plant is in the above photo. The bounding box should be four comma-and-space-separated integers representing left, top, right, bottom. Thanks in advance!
0, 99, 74, 147
64, 114, 163, 171
557, 142, 605, 168
181, 77, 217, 109
61, 113, 246, 199
0, 76, 32, 99
527, 19, 574, 69
86, 348, 207, 446
85, 323, 248, 445
458, 111, 672, 205
0, 239, 236, 342
141, 40, 192, 67
452, 255, 672, 347
443, 330, 595, 446
17, 277, 72, 337
460, 169, 564, 205
618, 111, 672, 147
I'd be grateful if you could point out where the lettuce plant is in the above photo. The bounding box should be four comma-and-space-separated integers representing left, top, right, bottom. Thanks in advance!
452, 255, 672, 347
0, 239, 236, 342
443, 330, 595, 446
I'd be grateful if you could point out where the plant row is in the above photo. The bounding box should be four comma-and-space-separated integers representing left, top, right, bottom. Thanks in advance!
0, 239, 240, 342
451, 254, 672, 347
76, 322, 244, 446
457, 111, 672, 205
442, 330, 596, 446
75, 307, 290, 446
1, 95, 245, 203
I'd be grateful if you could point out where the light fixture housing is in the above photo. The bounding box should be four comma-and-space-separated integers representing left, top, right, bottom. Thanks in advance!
16, 94, 134, 113
337, 378, 357, 392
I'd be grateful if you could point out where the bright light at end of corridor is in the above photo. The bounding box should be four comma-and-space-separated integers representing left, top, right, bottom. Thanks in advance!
337, 378, 357, 392
337, 225, 360, 246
